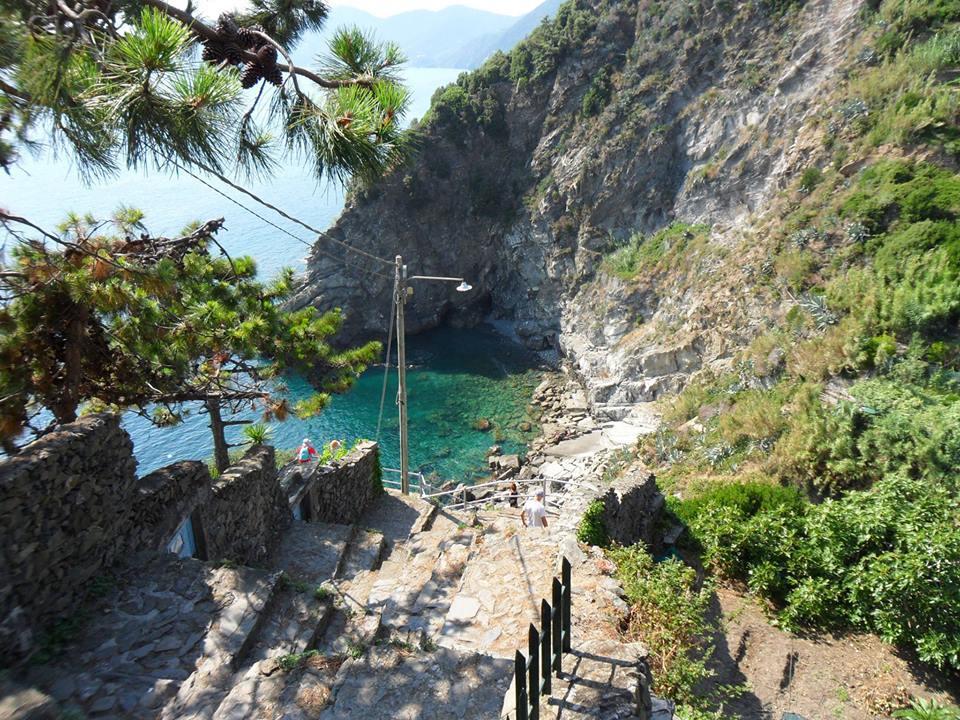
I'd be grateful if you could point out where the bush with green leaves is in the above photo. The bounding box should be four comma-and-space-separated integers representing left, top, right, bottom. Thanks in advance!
581, 68, 613, 117
673, 472, 960, 670
604, 223, 710, 280
608, 545, 716, 706
893, 698, 960, 720
576, 499, 609, 547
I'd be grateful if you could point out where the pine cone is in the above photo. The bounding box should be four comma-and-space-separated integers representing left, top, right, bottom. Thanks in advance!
257, 44, 278, 67
240, 63, 263, 89
201, 41, 227, 64
236, 24, 265, 50
215, 14, 234, 35
224, 44, 245, 65
263, 65, 284, 87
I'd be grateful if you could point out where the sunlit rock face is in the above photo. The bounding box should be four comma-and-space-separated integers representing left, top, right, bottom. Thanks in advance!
292, 0, 864, 414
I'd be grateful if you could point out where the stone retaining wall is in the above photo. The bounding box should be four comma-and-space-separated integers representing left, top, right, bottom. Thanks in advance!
135, 461, 212, 554
202, 444, 290, 565
282, 441, 381, 525
601, 468, 664, 547
310, 441, 381, 524
0, 417, 286, 664
0, 415, 141, 662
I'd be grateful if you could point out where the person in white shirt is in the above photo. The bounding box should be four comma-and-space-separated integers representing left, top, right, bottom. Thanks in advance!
522, 489, 548, 528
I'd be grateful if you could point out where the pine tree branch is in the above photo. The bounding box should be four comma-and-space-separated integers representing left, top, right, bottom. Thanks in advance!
0, 79, 29, 103
138, 0, 374, 90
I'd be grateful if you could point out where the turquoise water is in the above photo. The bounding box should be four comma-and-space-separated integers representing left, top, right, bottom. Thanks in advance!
1, 67, 547, 483
125, 324, 545, 478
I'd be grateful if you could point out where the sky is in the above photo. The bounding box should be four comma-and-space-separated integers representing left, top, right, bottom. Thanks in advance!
196, 0, 544, 17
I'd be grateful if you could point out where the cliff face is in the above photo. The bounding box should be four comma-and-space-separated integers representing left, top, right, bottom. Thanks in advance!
290, 0, 864, 417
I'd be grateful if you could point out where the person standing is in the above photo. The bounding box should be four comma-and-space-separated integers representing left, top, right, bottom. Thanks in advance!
298, 438, 317, 464
522, 488, 548, 528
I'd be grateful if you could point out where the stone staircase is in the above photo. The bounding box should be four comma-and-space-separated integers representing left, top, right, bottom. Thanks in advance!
20, 481, 651, 720
22, 553, 281, 719
155, 522, 348, 720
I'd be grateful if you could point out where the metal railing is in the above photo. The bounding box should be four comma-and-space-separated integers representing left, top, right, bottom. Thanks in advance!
515, 557, 572, 720
418, 475, 598, 512
381, 467, 426, 492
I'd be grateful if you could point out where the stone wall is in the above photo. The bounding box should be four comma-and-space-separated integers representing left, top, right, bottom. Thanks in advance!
0, 416, 215, 663
310, 441, 381, 524
0, 416, 138, 661
282, 442, 381, 525
202, 444, 290, 565
601, 469, 664, 548
134, 461, 212, 553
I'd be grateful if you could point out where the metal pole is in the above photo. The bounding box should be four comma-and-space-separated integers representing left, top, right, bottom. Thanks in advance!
540, 599, 552, 695
562, 557, 572, 652
552, 577, 562, 675
528, 624, 539, 720
515, 650, 528, 720
395, 255, 410, 495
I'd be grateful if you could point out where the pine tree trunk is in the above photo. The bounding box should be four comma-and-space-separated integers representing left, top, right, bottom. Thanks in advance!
206, 397, 231, 474
52, 309, 87, 425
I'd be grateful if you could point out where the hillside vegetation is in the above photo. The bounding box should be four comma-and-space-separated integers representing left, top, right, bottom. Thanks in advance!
624, 0, 960, 685
305, 0, 960, 710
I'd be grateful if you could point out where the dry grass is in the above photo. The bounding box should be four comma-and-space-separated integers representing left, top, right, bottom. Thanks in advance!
296, 684, 332, 712
305, 653, 346, 674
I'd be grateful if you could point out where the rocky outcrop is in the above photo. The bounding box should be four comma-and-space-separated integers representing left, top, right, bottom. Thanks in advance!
602, 468, 664, 548
292, 0, 865, 417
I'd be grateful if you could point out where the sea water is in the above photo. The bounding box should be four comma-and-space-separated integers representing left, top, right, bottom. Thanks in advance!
1, 67, 545, 481
126, 323, 544, 478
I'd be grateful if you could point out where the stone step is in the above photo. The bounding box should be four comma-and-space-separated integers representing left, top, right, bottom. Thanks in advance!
319, 643, 513, 720
370, 511, 475, 642
361, 490, 436, 551
208, 522, 353, 719
313, 527, 387, 656
436, 514, 562, 659
22, 554, 278, 720
335, 527, 386, 581
158, 563, 282, 720
244, 522, 352, 664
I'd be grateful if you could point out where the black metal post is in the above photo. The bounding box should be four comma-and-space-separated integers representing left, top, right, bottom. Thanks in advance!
562, 556, 572, 652
528, 624, 539, 720
552, 577, 562, 675
540, 599, 552, 695
515, 650, 528, 720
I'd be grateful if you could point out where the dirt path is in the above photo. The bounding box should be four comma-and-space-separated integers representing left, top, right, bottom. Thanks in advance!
703, 586, 959, 719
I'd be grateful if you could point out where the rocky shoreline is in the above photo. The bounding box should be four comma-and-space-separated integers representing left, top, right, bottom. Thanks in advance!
463, 368, 661, 512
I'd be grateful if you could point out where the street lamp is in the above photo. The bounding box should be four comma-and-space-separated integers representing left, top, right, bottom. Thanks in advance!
394, 255, 473, 494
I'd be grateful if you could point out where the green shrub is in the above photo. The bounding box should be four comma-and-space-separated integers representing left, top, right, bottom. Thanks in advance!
576, 499, 609, 547
893, 698, 960, 720
799, 166, 824, 193
608, 545, 716, 705
718, 388, 790, 446
242, 422, 272, 445
668, 481, 805, 527
581, 68, 613, 117
674, 472, 960, 669
604, 223, 709, 279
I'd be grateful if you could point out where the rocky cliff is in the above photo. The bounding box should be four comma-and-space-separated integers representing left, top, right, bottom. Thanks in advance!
290, 0, 891, 416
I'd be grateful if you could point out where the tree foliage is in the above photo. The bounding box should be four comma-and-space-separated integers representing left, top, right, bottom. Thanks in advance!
0, 0, 411, 183
0, 209, 379, 469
